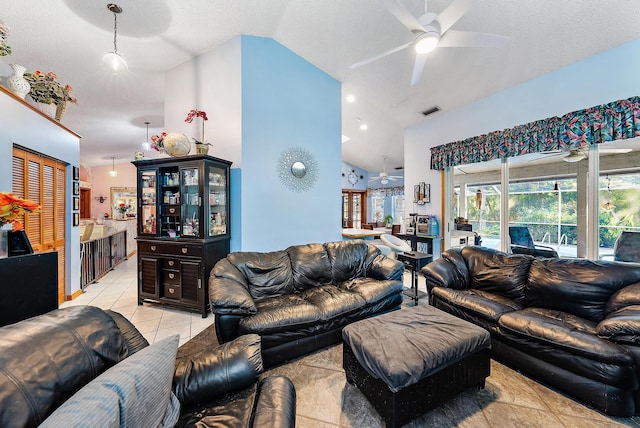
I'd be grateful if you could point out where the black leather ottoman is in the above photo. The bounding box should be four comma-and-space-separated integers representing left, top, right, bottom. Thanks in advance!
342, 305, 491, 427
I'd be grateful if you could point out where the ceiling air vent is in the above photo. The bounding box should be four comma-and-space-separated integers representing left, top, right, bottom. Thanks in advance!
421, 106, 441, 117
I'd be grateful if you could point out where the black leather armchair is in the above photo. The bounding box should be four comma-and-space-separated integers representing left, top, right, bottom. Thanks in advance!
0, 306, 296, 428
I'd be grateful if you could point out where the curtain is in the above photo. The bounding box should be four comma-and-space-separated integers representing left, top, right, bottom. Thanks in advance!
430, 96, 640, 170
368, 186, 404, 197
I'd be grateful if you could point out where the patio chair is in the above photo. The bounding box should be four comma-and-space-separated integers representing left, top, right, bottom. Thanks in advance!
612, 231, 640, 263
508, 226, 558, 258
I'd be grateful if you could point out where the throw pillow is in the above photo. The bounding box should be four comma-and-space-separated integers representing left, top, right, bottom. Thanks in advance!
40, 335, 180, 428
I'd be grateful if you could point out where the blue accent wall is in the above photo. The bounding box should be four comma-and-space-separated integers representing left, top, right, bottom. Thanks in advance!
240, 36, 342, 251
229, 168, 242, 252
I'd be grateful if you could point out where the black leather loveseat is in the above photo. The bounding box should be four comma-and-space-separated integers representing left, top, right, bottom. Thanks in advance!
422, 246, 640, 416
0, 306, 295, 428
209, 240, 405, 367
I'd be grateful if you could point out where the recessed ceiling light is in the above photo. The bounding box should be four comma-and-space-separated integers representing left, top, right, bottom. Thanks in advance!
346, 94, 356, 103
360, 124, 368, 131
342, 135, 351, 143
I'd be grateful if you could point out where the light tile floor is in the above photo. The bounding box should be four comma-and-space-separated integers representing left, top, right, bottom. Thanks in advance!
64, 254, 640, 427
61, 255, 214, 347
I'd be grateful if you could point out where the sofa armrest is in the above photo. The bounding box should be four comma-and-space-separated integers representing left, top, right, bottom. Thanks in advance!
597, 305, 640, 345
173, 334, 263, 407
366, 254, 404, 281
253, 376, 296, 428
209, 276, 257, 315
420, 249, 471, 296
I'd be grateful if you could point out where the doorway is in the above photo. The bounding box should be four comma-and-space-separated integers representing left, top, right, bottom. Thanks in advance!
342, 190, 366, 228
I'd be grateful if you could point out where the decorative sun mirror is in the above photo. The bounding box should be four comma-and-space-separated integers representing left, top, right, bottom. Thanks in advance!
278, 147, 318, 192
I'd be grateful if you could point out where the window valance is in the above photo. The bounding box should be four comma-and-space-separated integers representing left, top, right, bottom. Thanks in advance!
368, 186, 404, 197
430, 96, 640, 170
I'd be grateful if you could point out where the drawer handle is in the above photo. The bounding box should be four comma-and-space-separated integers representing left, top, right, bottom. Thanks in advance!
168, 287, 175, 294
168, 273, 175, 279
181, 248, 188, 254
169, 208, 176, 214
168, 261, 174, 266
150, 245, 156, 251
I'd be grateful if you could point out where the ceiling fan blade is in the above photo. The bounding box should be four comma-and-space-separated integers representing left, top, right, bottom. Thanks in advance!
435, 0, 473, 33
379, 0, 425, 33
410, 54, 427, 86
349, 41, 412, 69
439, 30, 510, 48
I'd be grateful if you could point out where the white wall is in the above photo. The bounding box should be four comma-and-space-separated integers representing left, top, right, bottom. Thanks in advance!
0, 89, 81, 298
405, 38, 640, 224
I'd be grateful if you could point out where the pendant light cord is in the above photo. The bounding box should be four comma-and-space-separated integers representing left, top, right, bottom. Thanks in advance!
113, 12, 119, 54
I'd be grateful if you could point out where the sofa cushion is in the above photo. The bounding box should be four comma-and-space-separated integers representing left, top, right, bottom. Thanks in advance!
301, 286, 366, 319
606, 282, 640, 315
0, 306, 128, 427
228, 251, 294, 299
423, 248, 470, 291
41, 335, 180, 428
288, 243, 332, 291
498, 308, 638, 390
526, 258, 640, 322
597, 305, 640, 345
239, 294, 322, 335
325, 240, 369, 284
339, 277, 404, 306
461, 246, 532, 304
431, 287, 522, 323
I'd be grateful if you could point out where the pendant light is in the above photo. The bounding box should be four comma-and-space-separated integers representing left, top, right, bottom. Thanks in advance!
142, 121, 151, 150
109, 157, 118, 177
103, 4, 128, 72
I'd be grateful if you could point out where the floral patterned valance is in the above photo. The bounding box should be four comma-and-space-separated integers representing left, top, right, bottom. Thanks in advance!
368, 186, 404, 197
430, 96, 640, 170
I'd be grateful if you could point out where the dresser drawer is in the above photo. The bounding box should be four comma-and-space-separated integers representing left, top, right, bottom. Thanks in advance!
161, 205, 180, 216
163, 269, 181, 284
163, 284, 181, 300
163, 259, 179, 269
138, 241, 203, 258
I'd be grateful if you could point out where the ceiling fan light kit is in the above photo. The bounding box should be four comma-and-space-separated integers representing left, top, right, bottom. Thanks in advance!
414, 29, 440, 54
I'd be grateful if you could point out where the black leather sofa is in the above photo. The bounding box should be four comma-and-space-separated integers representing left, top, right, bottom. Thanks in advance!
0, 306, 295, 427
209, 240, 405, 367
421, 246, 640, 416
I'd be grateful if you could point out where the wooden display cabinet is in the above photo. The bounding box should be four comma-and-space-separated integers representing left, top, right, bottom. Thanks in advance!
132, 155, 232, 317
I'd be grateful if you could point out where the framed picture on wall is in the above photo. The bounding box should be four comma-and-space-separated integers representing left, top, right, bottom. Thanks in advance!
73, 196, 79, 211
73, 166, 80, 181
73, 212, 79, 226
73, 181, 79, 195
422, 183, 431, 204
413, 185, 420, 204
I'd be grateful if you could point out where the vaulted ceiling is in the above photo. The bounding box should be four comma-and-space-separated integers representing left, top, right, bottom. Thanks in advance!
2, 0, 640, 174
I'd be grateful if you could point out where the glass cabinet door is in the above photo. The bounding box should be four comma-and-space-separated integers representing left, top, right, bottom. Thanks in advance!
207, 165, 227, 237
140, 170, 157, 235
181, 167, 200, 237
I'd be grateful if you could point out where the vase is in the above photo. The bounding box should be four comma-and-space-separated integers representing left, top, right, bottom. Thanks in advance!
0, 229, 7, 259
195, 143, 209, 155
6, 64, 31, 100
34, 102, 56, 119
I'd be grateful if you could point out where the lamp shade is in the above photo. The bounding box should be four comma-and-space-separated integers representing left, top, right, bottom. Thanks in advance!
103, 52, 128, 72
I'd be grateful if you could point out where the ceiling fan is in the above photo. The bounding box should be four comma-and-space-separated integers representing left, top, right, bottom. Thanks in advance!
350, 0, 510, 86
369, 156, 403, 185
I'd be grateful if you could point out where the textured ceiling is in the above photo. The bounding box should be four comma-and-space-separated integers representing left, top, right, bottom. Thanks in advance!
2, 0, 640, 174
